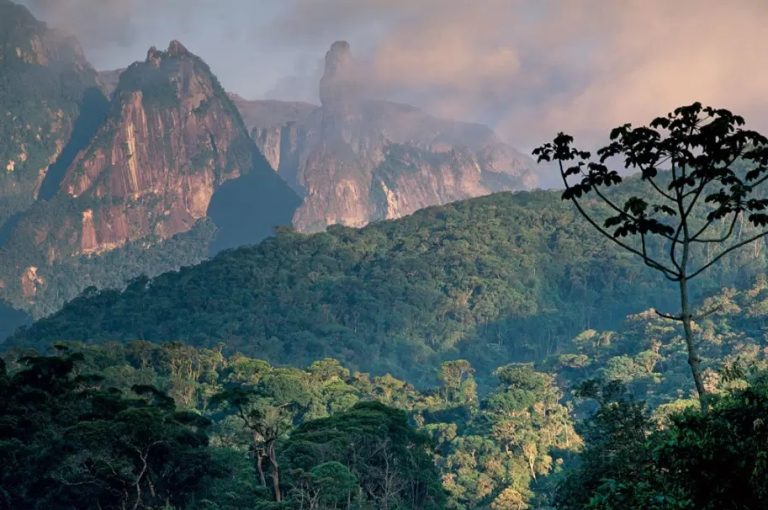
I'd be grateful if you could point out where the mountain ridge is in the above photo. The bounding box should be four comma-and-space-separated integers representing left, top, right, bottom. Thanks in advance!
13, 186, 767, 383
237, 41, 538, 232
0, 36, 299, 317
0, 0, 100, 225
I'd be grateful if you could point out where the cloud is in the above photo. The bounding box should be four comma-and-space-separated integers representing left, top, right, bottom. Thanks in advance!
267, 0, 768, 151
23, 0, 142, 48
20, 0, 768, 153
18, 0, 292, 95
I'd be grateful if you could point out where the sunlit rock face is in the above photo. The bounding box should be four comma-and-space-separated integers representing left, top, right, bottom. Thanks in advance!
0, 39, 299, 315
8, 40, 255, 260
236, 41, 538, 233
57, 41, 256, 254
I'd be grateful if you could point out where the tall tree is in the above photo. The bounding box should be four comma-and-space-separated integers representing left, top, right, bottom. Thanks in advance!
534, 102, 768, 407
211, 368, 311, 502
284, 401, 447, 510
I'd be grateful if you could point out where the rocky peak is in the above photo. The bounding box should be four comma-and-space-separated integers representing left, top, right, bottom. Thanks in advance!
64, 41, 240, 200
0, 40, 300, 315
238, 41, 537, 233
146, 46, 162, 66
145, 40, 191, 67
167, 39, 189, 57
319, 40, 358, 106
116, 39, 221, 114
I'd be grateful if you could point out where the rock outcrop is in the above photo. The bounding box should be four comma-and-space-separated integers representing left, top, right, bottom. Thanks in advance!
229, 94, 316, 180
236, 41, 537, 232
54, 41, 257, 254
0, 38, 299, 316
0, 0, 100, 226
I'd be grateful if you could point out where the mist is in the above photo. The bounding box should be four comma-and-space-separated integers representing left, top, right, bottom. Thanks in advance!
21, 0, 768, 152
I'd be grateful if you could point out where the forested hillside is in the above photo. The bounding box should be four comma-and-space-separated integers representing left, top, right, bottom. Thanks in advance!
0, 341, 576, 509
5, 280, 768, 509
12, 187, 768, 385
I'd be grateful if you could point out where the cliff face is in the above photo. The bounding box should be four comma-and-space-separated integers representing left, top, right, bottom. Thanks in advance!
291, 97, 537, 232
0, 39, 299, 316
55, 41, 257, 255
230, 94, 316, 194
0, 0, 100, 226
237, 41, 537, 232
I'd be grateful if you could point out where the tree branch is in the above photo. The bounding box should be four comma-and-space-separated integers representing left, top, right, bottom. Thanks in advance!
688, 229, 768, 280
591, 185, 675, 242
654, 309, 682, 321
691, 211, 739, 244
693, 304, 724, 321
559, 163, 680, 281
646, 174, 676, 202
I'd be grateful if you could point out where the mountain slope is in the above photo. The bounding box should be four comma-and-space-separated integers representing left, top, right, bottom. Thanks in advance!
0, 0, 101, 226
239, 41, 537, 232
13, 188, 767, 383
0, 39, 300, 317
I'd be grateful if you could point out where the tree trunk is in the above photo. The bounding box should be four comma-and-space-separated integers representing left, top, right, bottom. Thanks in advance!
268, 442, 282, 502
256, 450, 267, 487
679, 277, 708, 409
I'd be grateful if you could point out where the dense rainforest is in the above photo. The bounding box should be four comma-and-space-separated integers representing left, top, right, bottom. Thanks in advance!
5, 188, 768, 508
10, 187, 768, 387
4, 277, 768, 510
0, 341, 574, 509
6, 143, 768, 508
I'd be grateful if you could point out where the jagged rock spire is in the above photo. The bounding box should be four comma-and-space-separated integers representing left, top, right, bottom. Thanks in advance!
167, 39, 189, 57
319, 40, 356, 106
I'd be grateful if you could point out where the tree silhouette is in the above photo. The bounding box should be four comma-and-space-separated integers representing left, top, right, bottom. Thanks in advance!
534, 102, 768, 407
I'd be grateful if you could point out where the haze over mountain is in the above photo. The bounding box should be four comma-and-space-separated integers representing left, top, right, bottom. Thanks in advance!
239, 41, 536, 232
18, 0, 768, 154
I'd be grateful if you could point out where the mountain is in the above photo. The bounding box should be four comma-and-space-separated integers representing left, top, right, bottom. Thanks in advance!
13, 188, 766, 383
0, 37, 300, 317
0, 5, 535, 319
0, 0, 101, 226
236, 41, 537, 232
228, 93, 317, 187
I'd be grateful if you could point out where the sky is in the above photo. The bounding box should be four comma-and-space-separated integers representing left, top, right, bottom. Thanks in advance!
19, 0, 768, 153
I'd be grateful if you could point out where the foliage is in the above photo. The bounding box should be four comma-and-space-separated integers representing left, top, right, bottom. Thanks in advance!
5, 276, 768, 508
0, 342, 580, 509
284, 401, 446, 509
557, 375, 768, 510
0, 348, 214, 509
550, 280, 768, 413
13, 190, 768, 386
0, 217, 216, 319
535, 102, 768, 403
